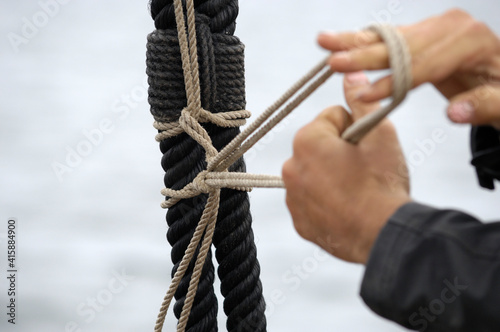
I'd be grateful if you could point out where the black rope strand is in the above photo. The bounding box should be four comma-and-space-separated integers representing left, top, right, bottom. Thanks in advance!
147, 1, 266, 331
150, 26, 218, 331
150, 0, 238, 34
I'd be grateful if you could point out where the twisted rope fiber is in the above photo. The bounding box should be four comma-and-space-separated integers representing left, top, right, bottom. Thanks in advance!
148, 0, 266, 331
341, 24, 412, 143
147, 0, 412, 327
169, 2, 220, 331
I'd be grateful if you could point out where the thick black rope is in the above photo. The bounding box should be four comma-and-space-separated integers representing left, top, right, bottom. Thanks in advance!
147, 1, 266, 331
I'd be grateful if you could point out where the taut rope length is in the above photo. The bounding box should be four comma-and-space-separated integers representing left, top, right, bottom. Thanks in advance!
148, 0, 412, 329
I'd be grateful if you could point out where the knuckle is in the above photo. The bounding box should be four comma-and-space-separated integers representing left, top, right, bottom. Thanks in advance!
444, 8, 472, 21
292, 218, 310, 240
282, 159, 296, 184
284, 196, 310, 240
352, 47, 384, 70
446, 9, 493, 41
463, 19, 491, 37
353, 30, 376, 50
292, 124, 317, 155
319, 105, 349, 129
377, 119, 397, 137
463, 20, 497, 61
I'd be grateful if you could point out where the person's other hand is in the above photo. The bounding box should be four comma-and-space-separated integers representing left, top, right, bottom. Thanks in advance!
282, 72, 411, 264
318, 9, 500, 128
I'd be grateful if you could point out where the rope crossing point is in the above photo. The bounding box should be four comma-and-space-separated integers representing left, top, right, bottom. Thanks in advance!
147, 0, 413, 329
148, 0, 266, 330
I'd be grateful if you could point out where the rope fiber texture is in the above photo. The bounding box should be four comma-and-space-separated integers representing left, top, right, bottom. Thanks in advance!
147, 0, 265, 331
341, 24, 412, 143
146, 0, 412, 329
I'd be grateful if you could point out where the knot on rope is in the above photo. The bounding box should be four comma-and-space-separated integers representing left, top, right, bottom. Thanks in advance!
161, 169, 251, 209
191, 170, 212, 194
178, 107, 219, 159
153, 107, 251, 141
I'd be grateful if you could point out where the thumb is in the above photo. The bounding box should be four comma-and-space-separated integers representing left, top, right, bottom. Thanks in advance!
447, 85, 500, 128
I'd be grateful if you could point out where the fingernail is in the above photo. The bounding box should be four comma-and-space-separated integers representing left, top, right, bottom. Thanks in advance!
447, 101, 475, 123
345, 71, 369, 86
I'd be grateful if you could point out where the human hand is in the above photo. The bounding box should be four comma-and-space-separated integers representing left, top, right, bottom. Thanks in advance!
318, 9, 500, 128
282, 72, 411, 264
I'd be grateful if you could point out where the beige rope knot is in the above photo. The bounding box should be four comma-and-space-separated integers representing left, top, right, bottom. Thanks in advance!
179, 107, 219, 159
154, 121, 184, 141
198, 108, 251, 128
154, 109, 251, 142
191, 170, 213, 194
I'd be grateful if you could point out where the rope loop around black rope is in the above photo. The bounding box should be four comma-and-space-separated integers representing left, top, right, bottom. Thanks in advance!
147, 0, 266, 331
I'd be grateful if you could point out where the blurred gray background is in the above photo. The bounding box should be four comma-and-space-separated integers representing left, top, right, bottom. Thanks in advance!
1, 0, 500, 331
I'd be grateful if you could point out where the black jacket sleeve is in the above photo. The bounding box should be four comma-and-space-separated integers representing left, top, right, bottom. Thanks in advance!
360, 202, 500, 332
471, 125, 500, 189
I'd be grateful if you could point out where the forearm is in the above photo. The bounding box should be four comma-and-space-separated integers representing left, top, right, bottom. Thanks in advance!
361, 202, 500, 331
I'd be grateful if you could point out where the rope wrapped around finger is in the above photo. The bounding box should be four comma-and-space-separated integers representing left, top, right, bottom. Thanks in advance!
341, 24, 413, 143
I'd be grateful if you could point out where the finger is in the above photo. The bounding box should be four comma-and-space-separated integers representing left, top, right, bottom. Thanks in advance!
291, 106, 352, 159
356, 66, 471, 103
343, 71, 381, 120
318, 24, 419, 53
313, 105, 354, 136
434, 76, 469, 100
357, 70, 483, 104
341, 73, 399, 145
318, 30, 381, 52
350, 28, 478, 102
328, 43, 389, 72
324, 24, 425, 74
447, 84, 500, 128
323, 10, 477, 74
327, 10, 496, 103
356, 75, 393, 103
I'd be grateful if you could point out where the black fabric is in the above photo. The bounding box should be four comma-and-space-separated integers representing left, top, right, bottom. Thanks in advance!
147, 1, 266, 331
470, 125, 500, 190
361, 202, 500, 331
150, 0, 238, 35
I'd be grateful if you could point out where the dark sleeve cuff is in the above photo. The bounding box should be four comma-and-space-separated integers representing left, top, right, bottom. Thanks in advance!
360, 201, 500, 331
360, 202, 432, 323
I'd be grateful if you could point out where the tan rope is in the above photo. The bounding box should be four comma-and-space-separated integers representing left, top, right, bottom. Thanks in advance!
341, 24, 412, 143
156, 57, 335, 209
153, 109, 252, 141
176, 189, 220, 332
154, 0, 221, 331
153, 4, 412, 329
207, 58, 334, 173
154, 191, 219, 331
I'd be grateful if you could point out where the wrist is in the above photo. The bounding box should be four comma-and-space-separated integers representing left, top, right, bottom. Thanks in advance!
353, 195, 411, 264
